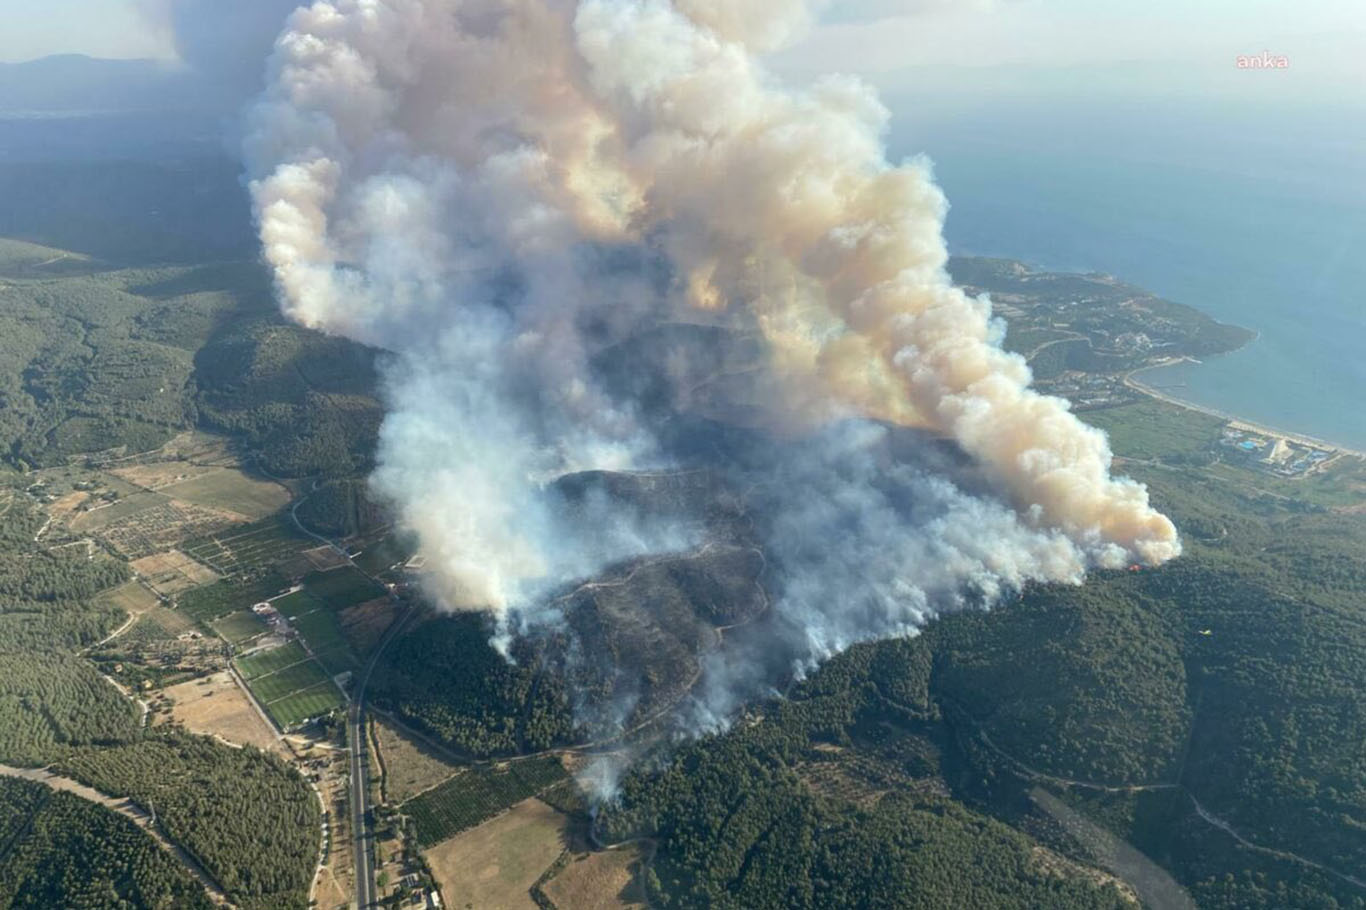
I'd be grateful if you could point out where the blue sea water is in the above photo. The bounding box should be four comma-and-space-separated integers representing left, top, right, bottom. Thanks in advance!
889, 95, 1366, 450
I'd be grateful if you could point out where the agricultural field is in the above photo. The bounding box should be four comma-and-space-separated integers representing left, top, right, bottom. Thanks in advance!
175, 571, 290, 623
352, 533, 418, 577
131, 549, 218, 598
374, 719, 461, 803
313, 645, 360, 678
292, 610, 356, 666
423, 798, 569, 910
182, 519, 310, 578
249, 659, 332, 704
155, 468, 289, 520
272, 589, 321, 620
541, 844, 649, 910
160, 670, 281, 752
209, 610, 267, 647
339, 597, 398, 655
264, 682, 345, 730
235, 641, 309, 680
303, 566, 386, 610
234, 640, 344, 730
97, 580, 160, 616
132, 606, 197, 640
70, 493, 244, 560
404, 756, 569, 848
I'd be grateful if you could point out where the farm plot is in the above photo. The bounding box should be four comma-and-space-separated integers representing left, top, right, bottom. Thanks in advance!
404, 756, 569, 848
236, 641, 309, 680
176, 571, 290, 623
292, 610, 354, 661
250, 659, 332, 703
303, 566, 385, 610
423, 798, 568, 910
265, 682, 345, 729
131, 549, 219, 597
541, 844, 648, 910
183, 519, 309, 577
162, 671, 281, 753
313, 647, 359, 678
210, 610, 268, 646
98, 580, 160, 616
273, 589, 322, 620
157, 468, 289, 520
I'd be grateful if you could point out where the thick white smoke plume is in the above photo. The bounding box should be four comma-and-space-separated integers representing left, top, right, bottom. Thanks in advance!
245, 0, 1178, 659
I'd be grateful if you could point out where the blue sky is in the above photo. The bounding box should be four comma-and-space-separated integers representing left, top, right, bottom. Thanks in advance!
0, 0, 171, 61
2, 0, 1362, 100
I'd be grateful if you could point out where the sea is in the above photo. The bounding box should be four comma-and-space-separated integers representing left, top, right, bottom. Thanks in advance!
888, 93, 1366, 450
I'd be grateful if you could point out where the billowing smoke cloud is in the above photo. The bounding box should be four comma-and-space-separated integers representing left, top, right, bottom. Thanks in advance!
244, 0, 1179, 735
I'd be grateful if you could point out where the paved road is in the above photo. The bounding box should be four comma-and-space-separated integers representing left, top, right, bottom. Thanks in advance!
349, 605, 416, 910
348, 695, 376, 910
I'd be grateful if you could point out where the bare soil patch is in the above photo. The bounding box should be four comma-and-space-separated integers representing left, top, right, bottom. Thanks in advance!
541, 845, 648, 910
374, 718, 461, 804
424, 798, 568, 910
162, 670, 281, 753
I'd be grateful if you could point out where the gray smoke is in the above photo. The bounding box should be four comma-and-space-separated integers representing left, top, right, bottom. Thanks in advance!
238, 0, 1180, 787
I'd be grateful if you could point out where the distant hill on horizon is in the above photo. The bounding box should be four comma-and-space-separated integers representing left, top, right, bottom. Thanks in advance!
0, 54, 226, 114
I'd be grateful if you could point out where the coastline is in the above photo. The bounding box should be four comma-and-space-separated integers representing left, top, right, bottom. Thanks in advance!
1124, 359, 1366, 460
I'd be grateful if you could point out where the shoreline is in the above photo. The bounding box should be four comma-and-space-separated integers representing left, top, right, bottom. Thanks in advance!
1124, 359, 1366, 460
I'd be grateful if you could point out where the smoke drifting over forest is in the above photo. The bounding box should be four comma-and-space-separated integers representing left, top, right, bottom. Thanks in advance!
239, 0, 1179, 752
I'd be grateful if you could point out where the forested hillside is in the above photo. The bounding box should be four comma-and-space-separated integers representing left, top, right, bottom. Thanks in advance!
0, 778, 213, 910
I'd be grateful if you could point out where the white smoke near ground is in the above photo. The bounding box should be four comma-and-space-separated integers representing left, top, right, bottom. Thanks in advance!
243, 0, 1180, 757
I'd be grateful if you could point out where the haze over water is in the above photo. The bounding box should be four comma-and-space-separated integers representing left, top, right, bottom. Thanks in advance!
891, 92, 1366, 451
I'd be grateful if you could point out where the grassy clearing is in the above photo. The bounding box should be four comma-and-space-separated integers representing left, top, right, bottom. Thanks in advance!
266, 682, 345, 729
236, 641, 309, 680
210, 610, 267, 646
251, 659, 332, 703
404, 756, 568, 848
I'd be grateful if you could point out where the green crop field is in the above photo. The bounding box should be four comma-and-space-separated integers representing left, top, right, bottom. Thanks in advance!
176, 571, 290, 623
403, 756, 568, 847
273, 589, 322, 620
210, 610, 267, 646
235, 641, 309, 680
314, 646, 360, 677
250, 659, 332, 703
292, 609, 351, 656
303, 567, 385, 610
266, 683, 345, 729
